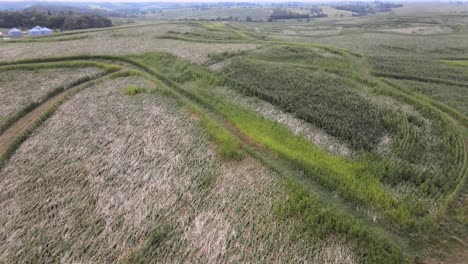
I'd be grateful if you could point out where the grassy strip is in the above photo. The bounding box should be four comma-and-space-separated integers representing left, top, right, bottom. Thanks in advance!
108, 69, 142, 79
184, 82, 420, 225
190, 106, 244, 160
210, 22, 362, 58
372, 71, 468, 89
3, 35, 88, 44
222, 23, 267, 40
0, 60, 120, 73
277, 180, 410, 263
442, 60, 468, 67
158, 34, 252, 44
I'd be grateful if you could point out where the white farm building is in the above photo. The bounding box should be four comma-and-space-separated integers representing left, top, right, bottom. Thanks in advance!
29, 26, 53, 36
8, 28, 23, 38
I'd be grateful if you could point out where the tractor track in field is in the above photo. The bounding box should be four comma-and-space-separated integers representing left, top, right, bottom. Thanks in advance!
0, 69, 120, 160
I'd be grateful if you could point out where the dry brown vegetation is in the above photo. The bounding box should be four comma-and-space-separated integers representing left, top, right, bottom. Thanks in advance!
0, 23, 258, 64
0, 67, 102, 127
174, 156, 359, 263
0, 76, 216, 262
0, 76, 359, 263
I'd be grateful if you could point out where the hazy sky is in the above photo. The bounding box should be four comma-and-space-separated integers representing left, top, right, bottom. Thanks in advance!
0, 0, 435, 2
0, 0, 449, 3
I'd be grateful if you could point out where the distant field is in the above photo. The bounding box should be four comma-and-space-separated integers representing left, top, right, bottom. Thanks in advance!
392, 3, 468, 15
145, 7, 272, 21
140, 6, 355, 22
0, 23, 259, 64
235, 14, 468, 56
320, 6, 353, 18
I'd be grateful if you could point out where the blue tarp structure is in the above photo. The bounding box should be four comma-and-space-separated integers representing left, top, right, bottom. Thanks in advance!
8, 28, 23, 38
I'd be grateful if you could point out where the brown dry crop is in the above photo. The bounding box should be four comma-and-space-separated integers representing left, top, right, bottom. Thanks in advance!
0, 67, 103, 127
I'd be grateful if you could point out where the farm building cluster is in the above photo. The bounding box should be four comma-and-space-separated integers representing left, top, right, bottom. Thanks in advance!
5, 26, 53, 39
29, 26, 53, 36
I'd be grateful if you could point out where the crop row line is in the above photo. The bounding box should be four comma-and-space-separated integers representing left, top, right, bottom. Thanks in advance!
373, 71, 468, 89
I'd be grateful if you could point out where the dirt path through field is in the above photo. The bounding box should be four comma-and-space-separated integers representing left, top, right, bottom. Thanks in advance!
0, 73, 114, 157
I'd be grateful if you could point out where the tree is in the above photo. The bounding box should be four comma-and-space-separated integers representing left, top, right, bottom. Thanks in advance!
0, 11, 112, 30
62, 16, 77, 30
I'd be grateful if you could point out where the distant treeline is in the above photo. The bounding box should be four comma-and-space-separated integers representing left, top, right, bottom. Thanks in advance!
334, 1, 403, 16
0, 10, 112, 30
269, 8, 327, 21
176, 7, 328, 22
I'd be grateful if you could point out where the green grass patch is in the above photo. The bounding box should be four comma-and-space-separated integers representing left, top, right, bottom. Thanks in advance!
442, 59, 468, 67
185, 81, 416, 226
124, 86, 146, 95
187, 106, 243, 160
0, 60, 120, 74
126, 224, 173, 263
277, 180, 411, 263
